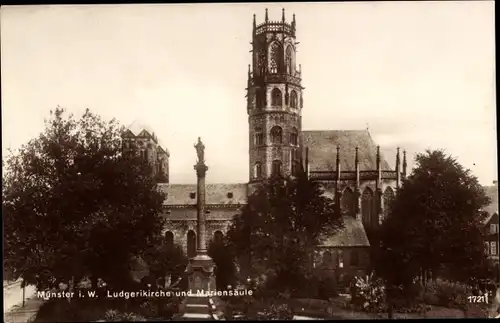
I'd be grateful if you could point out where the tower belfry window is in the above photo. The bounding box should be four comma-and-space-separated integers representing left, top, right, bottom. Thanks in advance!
290, 127, 298, 145
271, 88, 282, 106
286, 46, 293, 74
254, 127, 264, 146
270, 126, 283, 144
269, 43, 281, 74
254, 162, 262, 179
290, 91, 298, 109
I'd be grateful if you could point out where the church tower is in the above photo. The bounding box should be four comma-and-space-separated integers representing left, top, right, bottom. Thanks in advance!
247, 9, 304, 183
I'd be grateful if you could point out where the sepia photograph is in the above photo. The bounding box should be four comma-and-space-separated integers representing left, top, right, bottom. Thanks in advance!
2, 1, 497, 321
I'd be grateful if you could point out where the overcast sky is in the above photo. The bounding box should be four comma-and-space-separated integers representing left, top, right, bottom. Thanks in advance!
1, 2, 496, 185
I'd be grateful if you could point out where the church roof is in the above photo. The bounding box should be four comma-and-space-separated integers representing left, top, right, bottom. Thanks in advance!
318, 216, 370, 248
301, 130, 391, 172
158, 183, 248, 206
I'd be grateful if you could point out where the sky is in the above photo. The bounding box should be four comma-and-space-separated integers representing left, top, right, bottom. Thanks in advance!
1, 2, 496, 185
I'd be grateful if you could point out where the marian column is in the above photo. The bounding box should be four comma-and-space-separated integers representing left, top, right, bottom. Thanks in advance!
185, 137, 216, 294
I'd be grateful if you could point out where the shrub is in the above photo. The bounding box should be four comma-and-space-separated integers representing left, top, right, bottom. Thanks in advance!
104, 309, 122, 322
262, 303, 294, 320
422, 279, 473, 309
350, 272, 386, 312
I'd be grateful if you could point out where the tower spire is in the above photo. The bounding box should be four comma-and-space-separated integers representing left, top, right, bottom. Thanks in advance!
402, 149, 407, 178
396, 147, 401, 189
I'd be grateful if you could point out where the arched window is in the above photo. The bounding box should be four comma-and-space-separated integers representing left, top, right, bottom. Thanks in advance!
290, 127, 298, 145
254, 128, 263, 146
187, 230, 196, 258
272, 160, 282, 175
271, 88, 282, 106
257, 48, 266, 75
269, 43, 281, 74
165, 231, 174, 246
285, 46, 294, 74
383, 187, 395, 220
254, 162, 262, 179
213, 231, 223, 244
362, 188, 374, 226
290, 90, 298, 109
341, 188, 356, 218
270, 126, 283, 144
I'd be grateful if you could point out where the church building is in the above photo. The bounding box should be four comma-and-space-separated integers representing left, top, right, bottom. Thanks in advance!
123, 9, 407, 284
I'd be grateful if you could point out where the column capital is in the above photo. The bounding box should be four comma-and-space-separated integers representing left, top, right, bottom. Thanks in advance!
194, 163, 208, 177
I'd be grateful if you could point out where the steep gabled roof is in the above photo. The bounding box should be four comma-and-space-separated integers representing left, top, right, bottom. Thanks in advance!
126, 120, 170, 156
158, 183, 248, 206
301, 130, 392, 172
127, 120, 156, 138
319, 216, 370, 247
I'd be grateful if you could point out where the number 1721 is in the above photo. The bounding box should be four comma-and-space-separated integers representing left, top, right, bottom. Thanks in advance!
467, 293, 489, 304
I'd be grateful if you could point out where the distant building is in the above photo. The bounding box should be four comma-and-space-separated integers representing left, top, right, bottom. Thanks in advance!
121, 121, 170, 183
484, 181, 499, 266
124, 10, 407, 286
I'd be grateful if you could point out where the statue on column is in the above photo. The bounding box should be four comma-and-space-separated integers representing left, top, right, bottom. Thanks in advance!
194, 137, 205, 163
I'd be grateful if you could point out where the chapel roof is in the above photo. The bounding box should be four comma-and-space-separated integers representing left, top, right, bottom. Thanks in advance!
318, 216, 370, 248
301, 130, 391, 172
158, 183, 248, 206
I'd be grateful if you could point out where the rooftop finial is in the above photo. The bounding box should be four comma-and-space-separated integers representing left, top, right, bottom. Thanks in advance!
253, 13, 256, 28
355, 146, 359, 165
293, 13, 296, 23
282, 8, 285, 21
402, 149, 407, 177
265, 8, 269, 22
248, 64, 251, 75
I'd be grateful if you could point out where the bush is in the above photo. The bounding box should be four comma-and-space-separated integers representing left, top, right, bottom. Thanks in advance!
104, 309, 122, 322
136, 297, 181, 319
104, 309, 146, 322
289, 273, 338, 300
262, 302, 294, 320
350, 272, 386, 312
421, 279, 472, 309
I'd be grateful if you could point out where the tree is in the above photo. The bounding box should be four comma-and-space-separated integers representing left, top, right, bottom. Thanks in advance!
142, 238, 188, 285
377, 149, 492, 291
226, 169, 343, 295
208, 236, 237, 290
3, 108, 166, 290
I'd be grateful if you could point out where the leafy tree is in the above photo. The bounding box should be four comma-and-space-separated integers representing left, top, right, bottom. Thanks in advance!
377, 149, 492, 292
208, 236, 237, 290
3, 108, 166, 290
142, 239, 188, 285
226, 169, 343, 295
